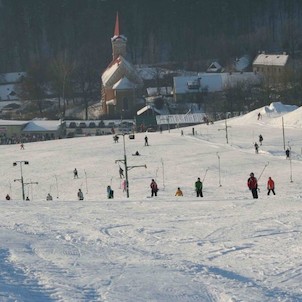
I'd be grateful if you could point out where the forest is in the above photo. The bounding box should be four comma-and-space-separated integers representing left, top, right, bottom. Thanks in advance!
1, 0, 302, 72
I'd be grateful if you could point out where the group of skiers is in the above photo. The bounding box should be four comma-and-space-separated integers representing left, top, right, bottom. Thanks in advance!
247, 173, 275, 199
148, 177, 203, 198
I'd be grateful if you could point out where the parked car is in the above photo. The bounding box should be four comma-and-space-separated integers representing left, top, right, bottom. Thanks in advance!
89, 122, 96, 128
69, 122, 77, 128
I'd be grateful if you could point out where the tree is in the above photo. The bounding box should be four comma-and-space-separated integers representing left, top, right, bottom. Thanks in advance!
73, 46, 100, 120
50, 51, 75, 117
17, 60, 49, 116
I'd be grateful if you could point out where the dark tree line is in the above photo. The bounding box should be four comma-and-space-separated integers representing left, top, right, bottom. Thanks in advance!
1, 0, 302, 73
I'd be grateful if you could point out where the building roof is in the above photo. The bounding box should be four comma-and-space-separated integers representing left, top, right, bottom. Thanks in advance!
253, 53, 289, 66
22, 120, 62, 132
0, 84, 20, 101
102, 56, 143, 88
174, 72, 261, 94
113, 77, 136, 90
0, 72, 26, 84
156, 113, 206, 125
0, 119, 28, 126
207, 61, 223, 73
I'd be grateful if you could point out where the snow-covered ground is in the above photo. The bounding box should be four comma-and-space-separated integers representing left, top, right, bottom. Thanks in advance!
1, 102, 302, 301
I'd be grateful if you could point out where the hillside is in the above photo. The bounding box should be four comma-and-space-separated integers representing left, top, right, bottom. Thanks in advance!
0, 103, 302, 301
1, 0, 302, 72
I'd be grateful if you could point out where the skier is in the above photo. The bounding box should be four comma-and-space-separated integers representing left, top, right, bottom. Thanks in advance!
119, 167, 124, 178
285, 148, 290, 159
259, 134, 263, 146
122, 179, 127, 192
195, 177, 203, 197
150, 179, 158, 197
267, 177, 276, 195
5, 194, 11, 200
254, 142, 259, 154
144, 135, 149, 146
247, 172, 258, 199
26, 196, 30, 201
132, 151, 140, 156
46, 193, 53, 201
113, 135, 119, 143
107, 185, 114, 199
20, 143, 25, 150
257, 112, 262, 120
73, 168, 79, 179
77, 189, 84, 200
175, 187, 183, 196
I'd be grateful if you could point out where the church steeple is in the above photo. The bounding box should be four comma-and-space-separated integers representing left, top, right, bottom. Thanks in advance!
114, 12, 120, 36
111, 12, 127, 61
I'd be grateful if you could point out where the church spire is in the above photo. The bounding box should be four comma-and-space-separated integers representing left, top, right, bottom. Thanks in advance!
114, 12, 120, 36
111, 12, 127, 61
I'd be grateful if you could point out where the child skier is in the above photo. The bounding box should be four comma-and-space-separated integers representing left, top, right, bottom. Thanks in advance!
175, 187, 183, 196
267, 177, 275, 195
77, 189, 84, 200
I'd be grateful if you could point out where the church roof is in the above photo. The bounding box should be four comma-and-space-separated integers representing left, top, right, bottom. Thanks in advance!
113, 77, 136, 90
102, 56, 143, 88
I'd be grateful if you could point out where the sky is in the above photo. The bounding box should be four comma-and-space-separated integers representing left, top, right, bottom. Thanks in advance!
1, 102, 302, 301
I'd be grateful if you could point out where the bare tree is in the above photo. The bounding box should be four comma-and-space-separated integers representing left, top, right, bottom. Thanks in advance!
17, 60, 49, 116
50, 51, 75, 118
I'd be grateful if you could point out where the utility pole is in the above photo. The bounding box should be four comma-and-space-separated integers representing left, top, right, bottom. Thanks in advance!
218, 118, 231, 144
116, 134, 146, 198
282, 116, 285, 150
217, 152, 222, 187
13, 160, 29, 201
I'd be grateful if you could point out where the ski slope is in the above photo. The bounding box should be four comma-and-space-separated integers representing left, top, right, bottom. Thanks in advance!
0, 102, 302, 301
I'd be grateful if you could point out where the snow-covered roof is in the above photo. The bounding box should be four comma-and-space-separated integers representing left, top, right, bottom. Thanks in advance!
253, 53, 289, 66
0, 72, 26, 84
0, 84, 20, 101
146, 87, 172, 96
137, 105, 151, 116
113, 77, 136, 90
234, 55, 251, 72
0, 119, 28, 126
156, 113, 206, 125
102, 56, 143, 88
206, 61, 223, 73
22, 120, 62, 132
111, 35, 127, 42
174, 72, 261, 94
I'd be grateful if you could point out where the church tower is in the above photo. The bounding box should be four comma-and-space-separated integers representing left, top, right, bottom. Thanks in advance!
111, 12, 127, 60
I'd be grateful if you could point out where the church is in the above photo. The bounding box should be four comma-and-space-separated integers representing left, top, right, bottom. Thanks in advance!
100, 13, 144, 118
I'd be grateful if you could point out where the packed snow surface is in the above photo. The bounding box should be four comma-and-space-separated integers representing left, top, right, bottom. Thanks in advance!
1, 102, 302, 301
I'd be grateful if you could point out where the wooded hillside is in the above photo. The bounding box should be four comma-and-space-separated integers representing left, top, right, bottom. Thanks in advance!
1, 0, 302, 72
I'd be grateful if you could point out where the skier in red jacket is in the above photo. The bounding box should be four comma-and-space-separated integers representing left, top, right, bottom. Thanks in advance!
267, 177, 275, 195
247, 172, 258, 199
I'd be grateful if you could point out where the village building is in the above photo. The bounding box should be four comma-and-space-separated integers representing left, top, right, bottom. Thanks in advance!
173, 72, 261, 103
252, 52, 290, 83
100, 13, 144, 118
0, 119, 65, 143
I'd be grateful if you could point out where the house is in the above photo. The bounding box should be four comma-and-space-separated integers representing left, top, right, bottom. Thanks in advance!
173, 72, 261, 103
0, 119, 65, 141
100, 13, 143, 118
252, 52, 289, 82
206, 61, 224, 73
0, 72, 25, 102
